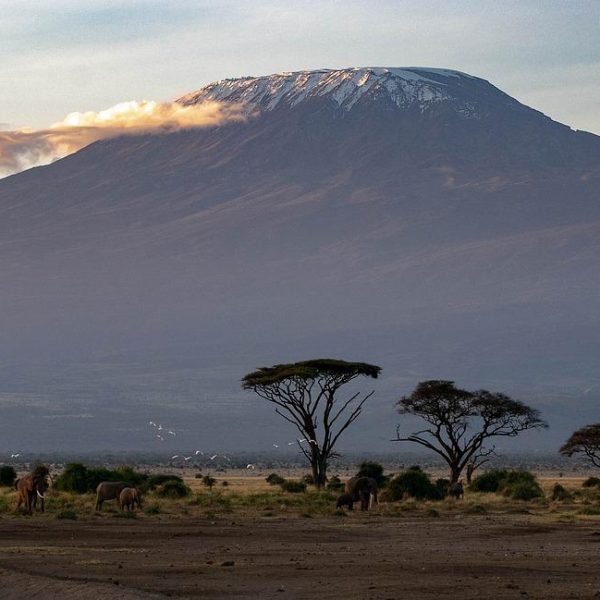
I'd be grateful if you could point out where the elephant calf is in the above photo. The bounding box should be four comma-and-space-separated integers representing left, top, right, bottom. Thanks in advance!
336, 493, 355, 510
119, 487, 141, 511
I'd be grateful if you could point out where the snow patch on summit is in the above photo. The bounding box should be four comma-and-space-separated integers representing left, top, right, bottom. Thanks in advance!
178, 67, 483, 116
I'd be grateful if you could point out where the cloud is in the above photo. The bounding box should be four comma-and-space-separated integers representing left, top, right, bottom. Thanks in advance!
0, 99, 248, 178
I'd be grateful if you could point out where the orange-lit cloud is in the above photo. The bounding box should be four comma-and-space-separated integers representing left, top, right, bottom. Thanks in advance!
0, 100, 247, 178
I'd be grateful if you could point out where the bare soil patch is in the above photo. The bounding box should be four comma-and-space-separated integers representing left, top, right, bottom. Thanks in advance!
1, 513, 599, 599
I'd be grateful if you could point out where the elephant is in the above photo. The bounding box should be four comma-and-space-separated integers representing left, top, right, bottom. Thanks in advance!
336, 493, 356, 510
448, 480, 464, 500
95, 481, 130, 511
345, 476, 378, 511
118, 487, 141, 511
15, 464, 51, 514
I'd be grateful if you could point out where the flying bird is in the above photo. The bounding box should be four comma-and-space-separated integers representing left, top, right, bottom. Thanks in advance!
184, 456, 192, 461
168, 430, 176, 436
10, 453, 20, 458
171, 455, 179, 460
246, 464, 256, 470
272, 444, 279, 448
210, 454, 218, 460
195, 450, 203, 455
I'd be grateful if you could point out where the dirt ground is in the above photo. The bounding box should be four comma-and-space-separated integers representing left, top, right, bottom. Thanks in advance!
1, 513, 599, 599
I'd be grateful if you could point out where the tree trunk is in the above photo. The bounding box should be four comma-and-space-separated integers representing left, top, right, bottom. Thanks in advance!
311, 452, 328, 489
449, 463, 461, 485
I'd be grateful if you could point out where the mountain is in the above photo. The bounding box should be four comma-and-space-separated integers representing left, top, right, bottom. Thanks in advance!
0, 67, 599, 454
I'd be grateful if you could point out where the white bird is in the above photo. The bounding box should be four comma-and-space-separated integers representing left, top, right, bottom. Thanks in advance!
10, 453, 20, 458
168, 430, 176, 436
287, 442, 295, 446
272, 444, 279, 448
308, 439, 317, 445
149, 421, 156, 427
156, 434, 164, 441
171, 455, 179, 460
158, 425, 163, 431
184, 456, 192, 461
195, 450, 203, 455
298, 438, 307, 443
210, 454, 218, 460
246, 464, 256, 470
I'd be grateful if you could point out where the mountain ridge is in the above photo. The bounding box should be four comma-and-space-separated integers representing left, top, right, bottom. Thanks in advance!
0, 67, 599, 452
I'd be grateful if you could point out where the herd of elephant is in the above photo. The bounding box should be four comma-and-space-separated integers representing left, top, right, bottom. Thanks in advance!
13, 466, 464, 515
14, 466, 142, 515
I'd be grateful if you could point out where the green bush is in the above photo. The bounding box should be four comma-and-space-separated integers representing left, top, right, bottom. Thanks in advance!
470, 469, 509, 493
302, 474, 315, 485
144, 503, 161, 515
280, 479, 307, 494
144, 474, 183, 492
54, 463, 148, 494
56, 510, 77, 520
434, 478, 450, 498
326, 475, 344, 491
158, 480, 191, 498
471, 469, 543, 500
202, 475, 216, 490
356, 461, 387, 487
551, 483, 572, 502
387, 469, 440, 501
0, 465, 17, 487
583, 477, 600, 488
266, 473, 285, 486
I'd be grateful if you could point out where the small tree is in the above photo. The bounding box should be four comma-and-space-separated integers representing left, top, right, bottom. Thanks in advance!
242, 358, 381, 488
560, 424, 600, 468
393, 380, 546, 483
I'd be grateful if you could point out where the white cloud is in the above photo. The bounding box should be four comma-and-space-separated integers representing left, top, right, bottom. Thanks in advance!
0, 99, 248, 178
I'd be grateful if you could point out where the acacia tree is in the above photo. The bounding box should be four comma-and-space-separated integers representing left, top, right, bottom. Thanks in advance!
393, 380, 546, 483
242, 359, 381, 488
560, 424, 600, 468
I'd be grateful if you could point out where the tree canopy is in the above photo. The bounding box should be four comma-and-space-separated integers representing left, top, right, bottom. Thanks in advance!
242, 358, 381, 487
394, 380, 546, 482
560, 424, 600, 468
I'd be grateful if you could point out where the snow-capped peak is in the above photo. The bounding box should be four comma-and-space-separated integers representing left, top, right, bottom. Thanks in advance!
178, 67, 485, 116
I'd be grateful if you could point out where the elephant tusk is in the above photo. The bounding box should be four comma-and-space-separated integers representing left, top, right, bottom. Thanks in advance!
37, 490, 45, 499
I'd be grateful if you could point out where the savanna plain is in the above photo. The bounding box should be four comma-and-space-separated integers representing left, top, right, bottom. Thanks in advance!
1, 470, 600, 599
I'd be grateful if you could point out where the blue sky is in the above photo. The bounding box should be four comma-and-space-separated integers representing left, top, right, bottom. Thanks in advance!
1, 0, 599, 133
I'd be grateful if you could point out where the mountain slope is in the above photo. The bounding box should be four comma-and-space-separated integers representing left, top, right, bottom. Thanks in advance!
0, 67, 599, 453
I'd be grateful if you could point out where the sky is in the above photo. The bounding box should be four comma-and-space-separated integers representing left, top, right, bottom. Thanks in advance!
1, 0, 599, 134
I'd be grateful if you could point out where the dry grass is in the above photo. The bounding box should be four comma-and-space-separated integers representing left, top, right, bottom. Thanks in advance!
1, 473, 598, 524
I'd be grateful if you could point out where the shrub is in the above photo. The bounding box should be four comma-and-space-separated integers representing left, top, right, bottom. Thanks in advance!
471, 469, 543, 500
221, 481, 229, 487
302, 474, 315, 485
426, 507, 440, 518
0, 465, 17, 487
266, 473, 285, 486
144, 474, 183, 492
157, 480, 191, 498
387, 469, 440, 501
434, 478, 450, 498
356, 461, 387, 487
551, 483, 572, 502
144, 503, 161, 515
470, 469, 509, 493
326, 476, 344, 491
280, 480, 307, 494
56, 510, 77, 520
583, 477, 600, 488
54, 463, 148, 494
500, 471, 543, 500
509, 481, 543, 501
202, 476, 216, 490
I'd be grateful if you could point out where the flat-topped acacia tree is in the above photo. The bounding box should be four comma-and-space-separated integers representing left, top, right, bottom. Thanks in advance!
393, 380, 546, 484
560, 424, 600, 469
242, 359, 381, 488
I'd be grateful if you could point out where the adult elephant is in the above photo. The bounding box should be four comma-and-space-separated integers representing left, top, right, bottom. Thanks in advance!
15, 464, 51, 514
95, 481, 130, 511
345, 476, 378, 511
